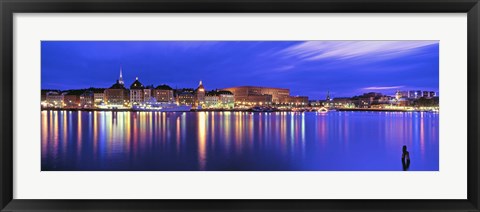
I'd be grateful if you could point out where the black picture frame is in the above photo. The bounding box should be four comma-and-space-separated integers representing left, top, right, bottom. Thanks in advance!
1, 0, 479, 211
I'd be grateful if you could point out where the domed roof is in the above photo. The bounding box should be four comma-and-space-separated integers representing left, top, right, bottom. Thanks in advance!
130, 77, 144, 89
110, 80, 126, 89
155, 84, 173, 90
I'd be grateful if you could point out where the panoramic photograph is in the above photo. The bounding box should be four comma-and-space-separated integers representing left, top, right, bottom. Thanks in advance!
41, 41, 439, 171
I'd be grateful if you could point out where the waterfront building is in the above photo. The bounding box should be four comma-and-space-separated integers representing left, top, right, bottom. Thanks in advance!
64, 90, 83, 109
223, 86, 289, 104
104, 69, 129, 107
234, 95, 272, 106
416, 90, 422, 99
309, 100, 322, 107
204, 90, 234, 109
105, 81, 129, 107
422, 91, 430, 98
419, 90, 436, 99
176, 89, 195, 106
396, 98, 410, 107
204, 94, 219, 108
154, 84, 174, 102
105, 77, 129, 108
279, 96, 309, 106
195, 81, 206, 107
408, 90, 416, 99
323, 91, 334, 108
93, 89, 105, 105
395, 91, 408, 100
130, 77, 145, 105
143, 85, 153, 102
351, 92, 391, 108
80, 90, 94, 108
332, 98, 354, 108
45, 91, 65, 108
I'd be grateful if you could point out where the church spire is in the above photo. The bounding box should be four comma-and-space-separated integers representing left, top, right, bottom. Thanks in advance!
119, 66, 124, 85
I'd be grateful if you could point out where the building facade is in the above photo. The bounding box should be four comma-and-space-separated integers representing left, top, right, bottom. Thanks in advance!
278, 96, 309, 106
45, 91, 65, 108
223, 86, 289, 104
195, 81, 206, 107
204, 90, 234, 109
105, 82, 129, 107
80, 91, 94, 108
176, 89, 195, 106
143, 85, 153, 102
93, 90, 105, 105
154, 84, 174, 102
130, 77, 145, 105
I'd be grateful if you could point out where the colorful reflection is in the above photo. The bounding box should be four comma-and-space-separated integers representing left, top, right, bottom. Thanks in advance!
41, 111, 439, 171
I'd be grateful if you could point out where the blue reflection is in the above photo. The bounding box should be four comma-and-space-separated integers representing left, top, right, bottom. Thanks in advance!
41, 111, 439, 171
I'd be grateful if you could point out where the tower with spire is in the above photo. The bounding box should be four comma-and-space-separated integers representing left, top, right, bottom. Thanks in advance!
195, 80, 206, 107
118, 66, 124, 85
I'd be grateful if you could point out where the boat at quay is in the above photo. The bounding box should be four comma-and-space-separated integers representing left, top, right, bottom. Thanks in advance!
132, 102, 192, 112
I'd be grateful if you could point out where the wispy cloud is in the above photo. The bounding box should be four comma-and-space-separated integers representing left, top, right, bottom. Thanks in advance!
280, 41, 438, 61
363, 86, 404, 90
274, 65, 295, 72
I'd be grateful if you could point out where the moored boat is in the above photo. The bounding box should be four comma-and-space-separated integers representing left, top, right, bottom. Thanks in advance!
132, 101, 192, 112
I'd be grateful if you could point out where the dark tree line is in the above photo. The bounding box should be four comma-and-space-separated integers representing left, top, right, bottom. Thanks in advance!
413, 97, 439, 107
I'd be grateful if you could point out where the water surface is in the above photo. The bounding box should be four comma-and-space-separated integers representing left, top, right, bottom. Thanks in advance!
41, 111, 439, 171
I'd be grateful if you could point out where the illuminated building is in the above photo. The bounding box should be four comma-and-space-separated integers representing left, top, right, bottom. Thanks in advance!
279, 96, 309, 106
422, 91, 429, 98
154, 84, 174, 102
324, 91, 333, 108
395, 98, 410, 107
105, 70, 129, 107
223, 86, 289, 104
408, 90, 416, 99
45, 91, 64, 108
332, 98, 354, 108
80, 91, 94, 108
93, 89, 105, 105
234, 95, 272, 106
176, 89, 195, 106
130, 77, 144, 105
143, 85, 153, 102
64, 90, 83, 108
195, 81, 206, 106
352, 92, 391, 108
395, 91, 408, 100
309, 100, 322, 107
204, 90, 234, 109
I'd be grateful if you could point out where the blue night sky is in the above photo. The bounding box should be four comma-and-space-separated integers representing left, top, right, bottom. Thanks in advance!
41, 41, 439, 100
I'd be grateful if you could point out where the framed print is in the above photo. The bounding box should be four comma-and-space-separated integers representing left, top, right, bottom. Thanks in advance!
1, 0, 479, 211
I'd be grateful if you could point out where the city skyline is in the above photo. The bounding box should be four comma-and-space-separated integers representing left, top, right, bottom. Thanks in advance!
41, 71, 437, 100
41, 41, 439, 99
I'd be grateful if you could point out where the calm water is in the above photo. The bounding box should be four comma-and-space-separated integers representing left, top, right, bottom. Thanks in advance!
41, 111, 439, 171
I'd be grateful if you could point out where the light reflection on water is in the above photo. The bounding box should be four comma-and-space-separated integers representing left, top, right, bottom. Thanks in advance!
41, 111, 439, 171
